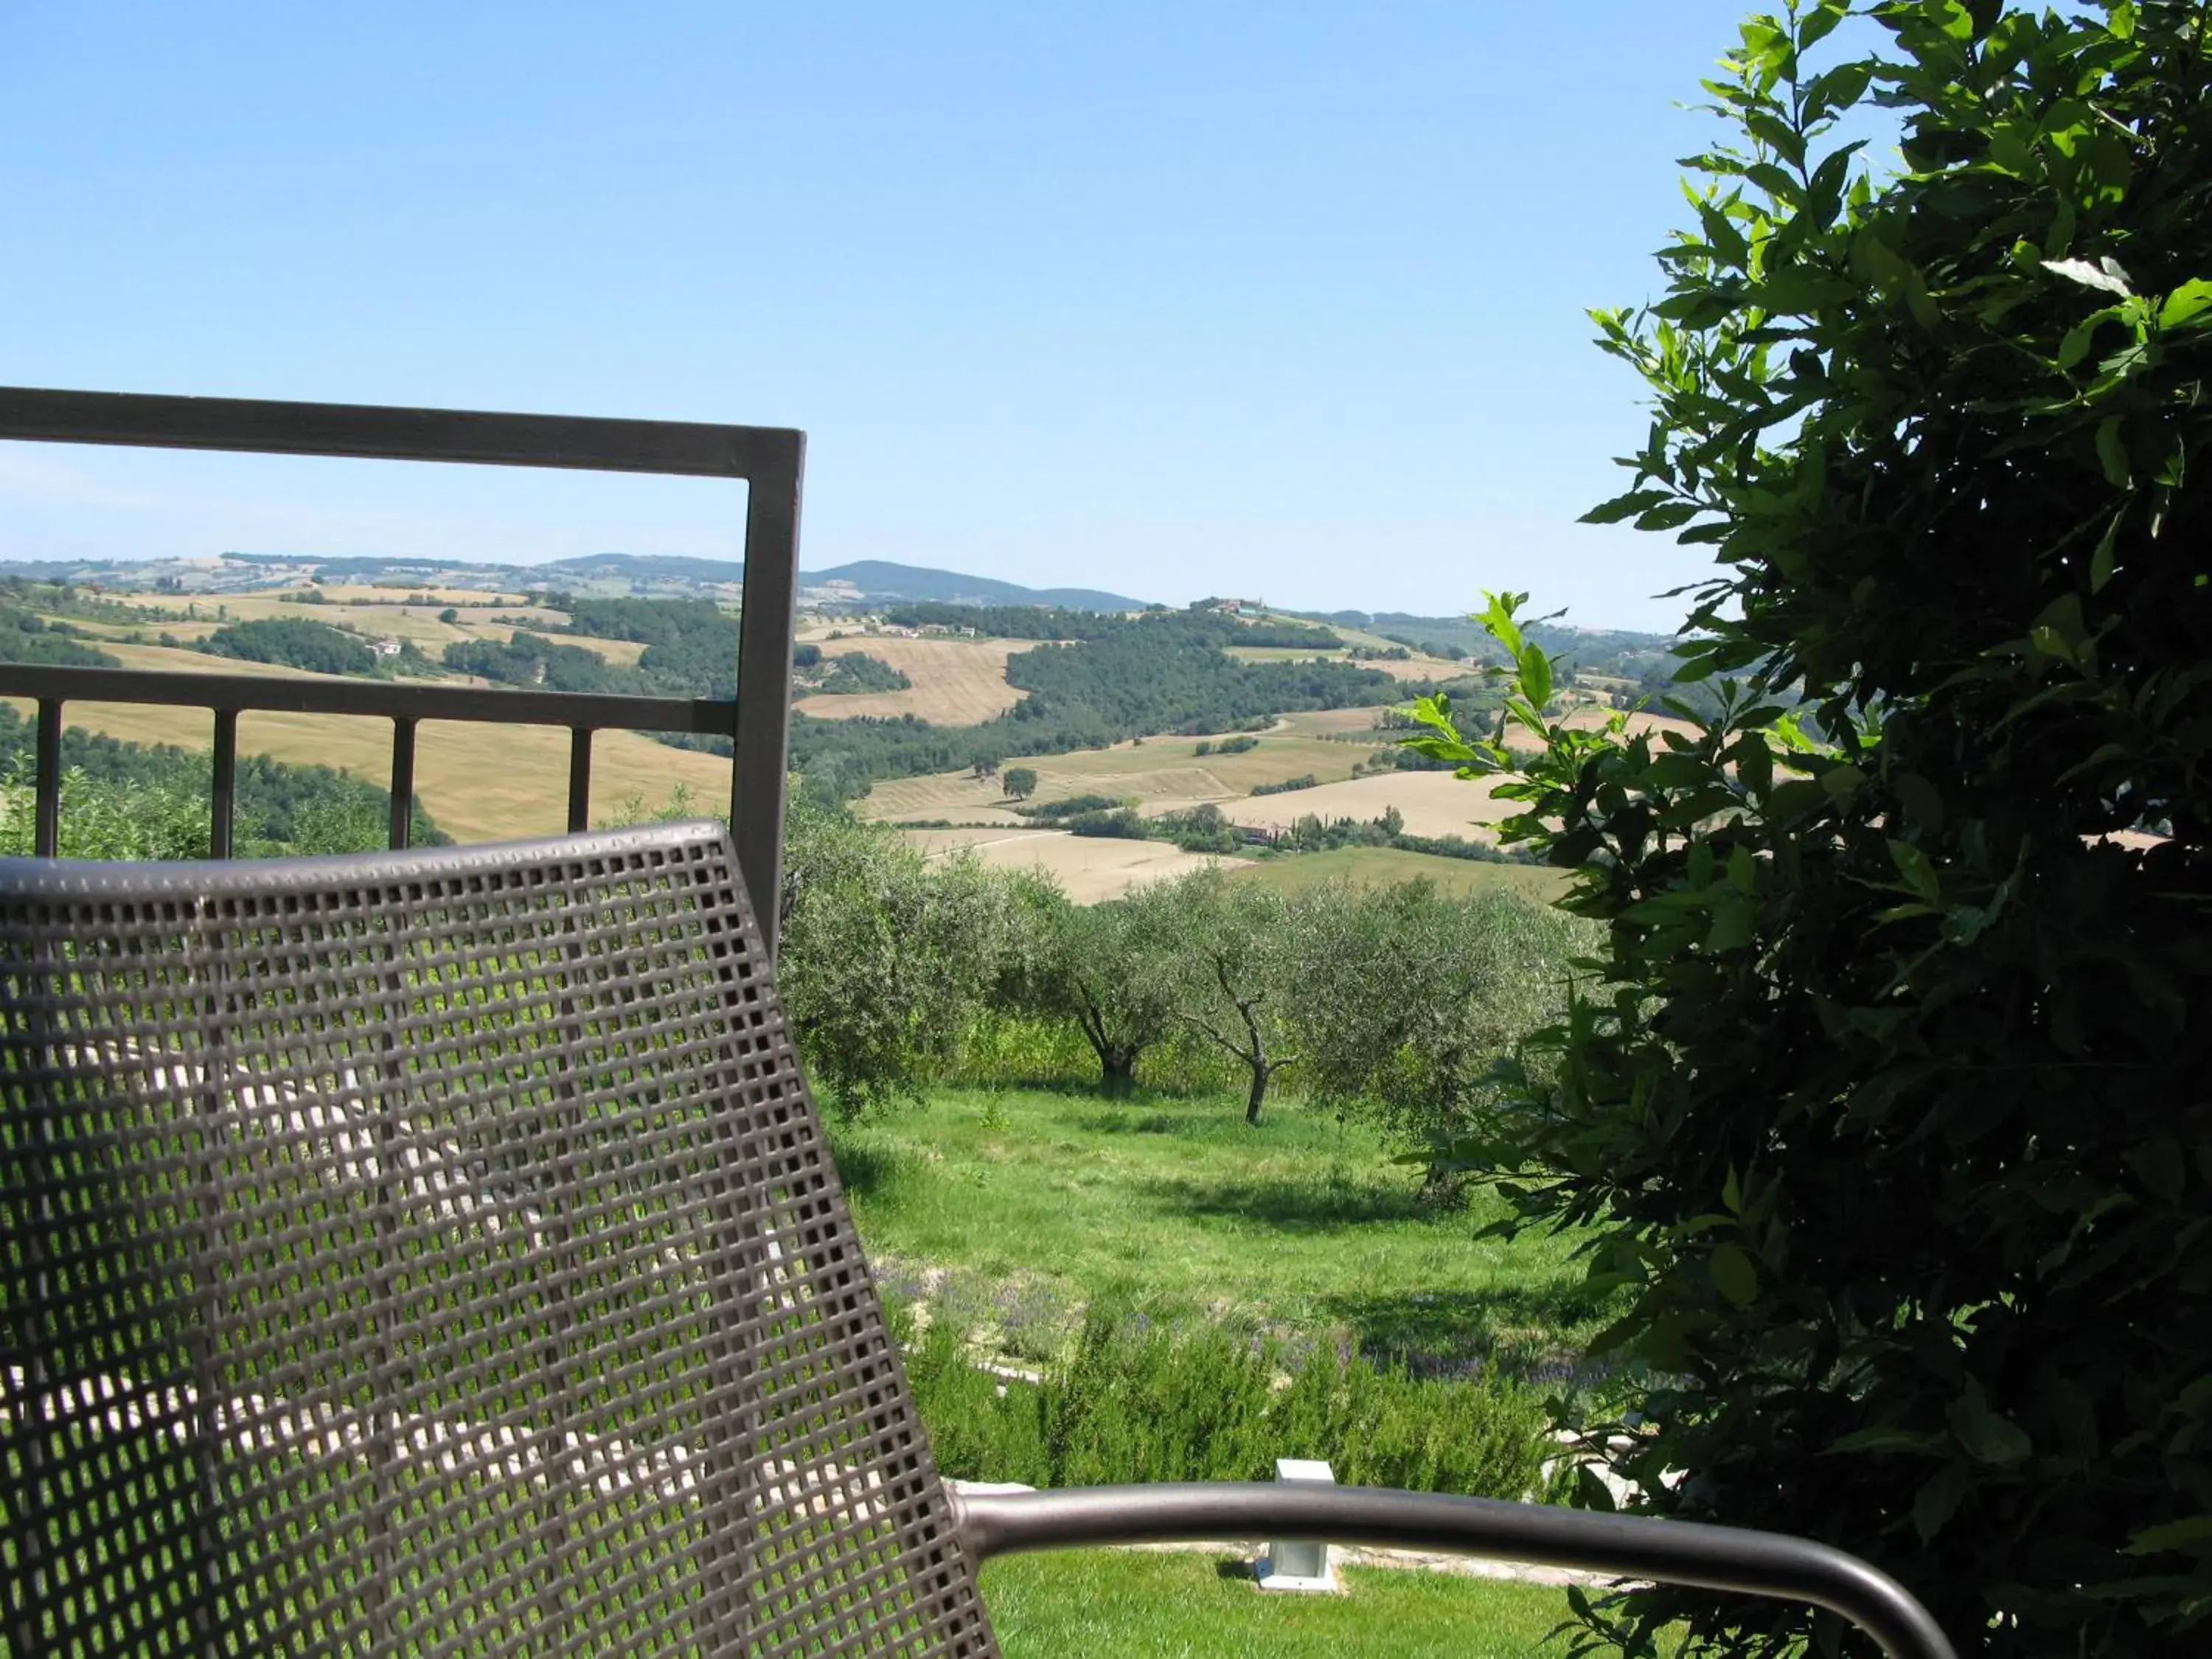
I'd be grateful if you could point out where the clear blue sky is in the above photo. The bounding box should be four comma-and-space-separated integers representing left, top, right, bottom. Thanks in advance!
3, 1, 1777, 631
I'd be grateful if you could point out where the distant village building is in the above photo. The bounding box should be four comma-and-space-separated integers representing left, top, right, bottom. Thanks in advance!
369, 638, 402, 657
1202, 597, 1266, 616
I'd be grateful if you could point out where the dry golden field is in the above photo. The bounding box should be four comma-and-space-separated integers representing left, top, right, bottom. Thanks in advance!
907, 827, 1252, 902
1231, 846, 1570, 902
796, 636, 1038, 725
1212, 771, 1520, 841
5, 639, 731, 843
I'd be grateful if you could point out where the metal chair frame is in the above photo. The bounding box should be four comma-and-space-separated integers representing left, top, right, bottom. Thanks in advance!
0, 822, 1957, 1658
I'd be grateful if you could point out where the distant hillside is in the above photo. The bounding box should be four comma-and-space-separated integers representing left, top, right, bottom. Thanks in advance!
803, 560, 1144, 612
0, 551, 1149, 611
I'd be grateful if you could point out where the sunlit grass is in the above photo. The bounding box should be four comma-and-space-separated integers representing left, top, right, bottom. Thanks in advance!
980, 1551, 1576, 1659
829, 1087, 1613, 1385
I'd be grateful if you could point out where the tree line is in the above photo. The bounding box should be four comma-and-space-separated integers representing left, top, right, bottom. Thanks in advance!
760, 791, 1590, 1177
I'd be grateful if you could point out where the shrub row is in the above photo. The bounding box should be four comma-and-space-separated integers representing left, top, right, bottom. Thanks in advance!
900, 1304, 1552, 1500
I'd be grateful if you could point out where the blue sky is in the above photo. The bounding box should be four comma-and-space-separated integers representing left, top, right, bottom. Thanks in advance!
4, 1, 1783, 630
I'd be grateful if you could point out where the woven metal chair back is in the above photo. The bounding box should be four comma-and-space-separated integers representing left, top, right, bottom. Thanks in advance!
1, 823, 995, 1658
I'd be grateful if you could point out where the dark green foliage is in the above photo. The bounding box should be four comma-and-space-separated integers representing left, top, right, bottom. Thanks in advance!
902, 1304, 1550, 1500
1004, 618, 1389, 734
1211, 734, 1260, 755
1405, 6, 2212, 1653
1065, 808, 1149, 839
442, 631, 635, 693
1001, 765, 1038, 801
1152, 804, 1242, 855
0, 604, 119, 667
1248, 773, 1318, 797
774, 613, 1389, 798
814, 652, 912, 695
882, 602, 1123, 640
792, 642, 823, 669
198, 617, 375, 675
555, 596, 741, 696
1012, 793, 1127, 821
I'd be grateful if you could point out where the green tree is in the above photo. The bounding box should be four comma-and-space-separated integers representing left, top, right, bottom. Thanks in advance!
1019, 882, 1190, 1094
1293, 881, 1585, 1187
1169, 874, 1304, 1123
1409, 5, 2212, 1652
1002, 765, 1039, 801
776, 795, 1054, 1115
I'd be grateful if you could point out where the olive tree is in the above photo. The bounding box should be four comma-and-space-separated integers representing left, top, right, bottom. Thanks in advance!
1016, 877, 1191, 1094
1409, 4, 2212, 1652
1172, 874, 1304, 1123
776, 795, 1051, 1115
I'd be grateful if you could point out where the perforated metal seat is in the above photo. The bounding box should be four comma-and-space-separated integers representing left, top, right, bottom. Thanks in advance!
1, 822, 1956, 1658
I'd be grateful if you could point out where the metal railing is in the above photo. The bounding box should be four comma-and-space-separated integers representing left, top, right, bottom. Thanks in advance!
0, 386, 804, 950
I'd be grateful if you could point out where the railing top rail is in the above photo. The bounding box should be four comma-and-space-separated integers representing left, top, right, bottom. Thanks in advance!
0, 384, 801, 479
0, 663, 735, 736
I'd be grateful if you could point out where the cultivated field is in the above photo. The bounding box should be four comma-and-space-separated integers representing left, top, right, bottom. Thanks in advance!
5, 639, 732, 843
907, 826, 1251, 902
796, 636, 1037, 725
1232, 846, 1570, 902
1214, 770, 1520, 841
861, 725, 1385, 825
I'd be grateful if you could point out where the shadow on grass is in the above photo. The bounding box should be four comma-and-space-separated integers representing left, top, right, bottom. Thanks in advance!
1319, 1284, 1625, 1390
831, 1141, 911, 1198
1143, 1173, 1429, 1230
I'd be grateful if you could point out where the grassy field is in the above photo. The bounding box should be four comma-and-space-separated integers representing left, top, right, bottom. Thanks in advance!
1231, 846, 1571, 902
830, 1088, 1604, 1382
980, 1552, 1573, 1658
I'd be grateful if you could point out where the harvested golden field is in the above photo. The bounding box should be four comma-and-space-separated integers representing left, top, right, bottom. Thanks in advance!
1275, 706, 1397, 737
1215, 771, 1520, 841
1232, 846, 1570, 902
4, 641, 731, 844
93, 590, 570, 650
856, 728, 1374, 823
795, 636, 1037, 725
905, 827, 1251, 903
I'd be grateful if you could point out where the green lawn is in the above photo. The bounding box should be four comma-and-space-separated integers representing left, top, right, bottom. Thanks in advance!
980, 1551, 1575, 1658
829, 1087, 1609, 1382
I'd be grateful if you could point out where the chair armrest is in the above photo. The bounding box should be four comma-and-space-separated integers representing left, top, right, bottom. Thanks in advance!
947, 1482, 1955, 1659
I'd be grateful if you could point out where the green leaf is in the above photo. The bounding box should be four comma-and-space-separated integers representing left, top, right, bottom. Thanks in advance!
1913, 1463, 1972, 1540
2157, 277, 2212, 329
1520, 645, 1554, 712
1579, 489, 1678, 526
2090, 508, 2124, 593
2125, 1516, 2212, 1556
1829, 1425, 1946, 1455
2096, 417, 2132, 489
1709, 1244, 1759, 1306
1634, 501, 1704, 532
2045, 255, 2133, 297
1887, 839, 1941, 904
1947, 1385, 2034, 1467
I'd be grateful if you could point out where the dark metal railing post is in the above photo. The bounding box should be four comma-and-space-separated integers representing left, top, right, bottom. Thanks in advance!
388, 718, 417, 851
734, 434, 804, 958
566, 728, 594, 834
0, 387, 804, 888
32, 698, 62, 857
209, 711, 238, 859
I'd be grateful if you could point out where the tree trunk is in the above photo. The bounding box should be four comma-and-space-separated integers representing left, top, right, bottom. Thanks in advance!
1101, 1048, 1139, 1096
1245, 1065, 1268, 1125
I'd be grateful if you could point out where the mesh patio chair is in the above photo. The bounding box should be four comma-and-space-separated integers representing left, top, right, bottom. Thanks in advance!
0, 821, 1956, 1658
